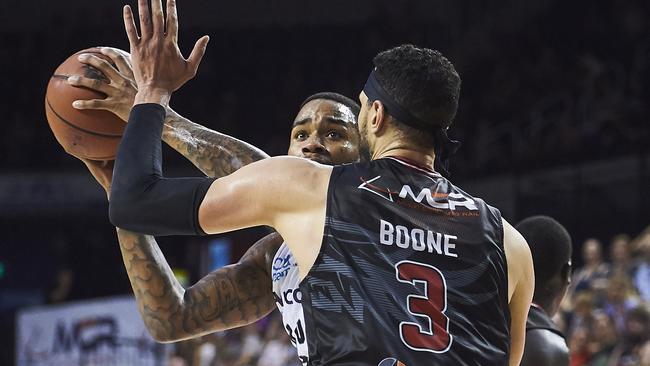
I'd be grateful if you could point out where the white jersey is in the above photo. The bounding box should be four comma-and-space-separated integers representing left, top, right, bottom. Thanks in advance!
272, 242, 309, 364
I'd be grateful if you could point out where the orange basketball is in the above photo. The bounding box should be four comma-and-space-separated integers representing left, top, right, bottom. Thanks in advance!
45, 47, 124, 160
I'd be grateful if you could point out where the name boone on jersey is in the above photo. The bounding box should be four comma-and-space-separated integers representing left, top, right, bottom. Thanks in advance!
380, 219, 458, 258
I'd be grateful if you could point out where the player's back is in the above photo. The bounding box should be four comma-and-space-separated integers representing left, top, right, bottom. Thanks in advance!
298, 157, 510, 365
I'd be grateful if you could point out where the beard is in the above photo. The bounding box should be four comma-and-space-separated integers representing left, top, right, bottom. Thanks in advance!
358, 120, 372, 161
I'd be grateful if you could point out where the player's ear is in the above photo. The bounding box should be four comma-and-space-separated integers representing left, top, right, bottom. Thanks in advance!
370, 100, 387, 134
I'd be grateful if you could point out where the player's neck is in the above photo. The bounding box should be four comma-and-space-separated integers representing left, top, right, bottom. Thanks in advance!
534, 297, 559, 316
373, 145, 436, 171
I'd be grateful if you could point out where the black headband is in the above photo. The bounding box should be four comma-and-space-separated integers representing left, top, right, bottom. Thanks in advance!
363, 69, 461, 176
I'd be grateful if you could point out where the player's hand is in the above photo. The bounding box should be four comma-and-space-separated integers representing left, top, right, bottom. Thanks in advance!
68, 47, 137, 122
79, 158, 115, 199
124, 0, 209, 104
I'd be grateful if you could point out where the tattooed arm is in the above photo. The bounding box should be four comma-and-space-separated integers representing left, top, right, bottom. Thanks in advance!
118, 229, 282, 342
70, 47, 270, 179
80, 159, 282, 342
74, 48, 277, 340
73, 48, 279, 341
162, 108, 269, 178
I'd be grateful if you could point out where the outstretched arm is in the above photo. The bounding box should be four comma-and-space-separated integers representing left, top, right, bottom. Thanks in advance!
69, 47, 269, 179
118, 229, 281, 342
80, 158, 282, 342
111, 0, 330, 278
109, 1, 329, 239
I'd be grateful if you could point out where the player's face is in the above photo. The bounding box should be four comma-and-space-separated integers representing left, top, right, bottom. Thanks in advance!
287, 99, 360, 165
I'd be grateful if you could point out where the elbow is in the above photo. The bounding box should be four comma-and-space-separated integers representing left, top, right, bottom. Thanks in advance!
108, 195, 130, 229
108, 171, 159, 230
108, 193, 145, 233
140, 310, 185, 343
148, 329, 179, 344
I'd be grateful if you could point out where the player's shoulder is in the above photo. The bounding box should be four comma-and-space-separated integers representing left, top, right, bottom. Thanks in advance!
257, 231, 285, 247
247, 155, 333, 179
522, 328, 569, 366
240, 231, 285, 271
502, 218, 534, 294
267, 155, 331, 169
503, 219, 533, 262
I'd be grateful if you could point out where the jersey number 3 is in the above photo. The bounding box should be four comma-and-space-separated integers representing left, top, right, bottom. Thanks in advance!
395, 260, 452, 353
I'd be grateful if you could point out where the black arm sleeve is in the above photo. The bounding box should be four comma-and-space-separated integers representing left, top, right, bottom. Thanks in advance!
109, 103, 215, 236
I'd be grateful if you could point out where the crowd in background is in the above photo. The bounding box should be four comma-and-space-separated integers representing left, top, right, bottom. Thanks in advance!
1, 0, 649, 365
559, 228, 650, 366
168, 316, 298, 366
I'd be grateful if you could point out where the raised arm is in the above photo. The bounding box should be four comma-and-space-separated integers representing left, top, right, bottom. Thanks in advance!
503, 219, 535, 366
69, 47, 269, 178
80, 158, 282, 342
110, 0, 330, 275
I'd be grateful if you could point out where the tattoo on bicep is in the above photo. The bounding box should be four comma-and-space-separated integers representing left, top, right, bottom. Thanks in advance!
117, 228, 278, 339
181, 260, 275, 332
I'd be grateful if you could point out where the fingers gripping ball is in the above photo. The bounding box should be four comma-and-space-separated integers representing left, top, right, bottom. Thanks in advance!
45, 47, 125, 160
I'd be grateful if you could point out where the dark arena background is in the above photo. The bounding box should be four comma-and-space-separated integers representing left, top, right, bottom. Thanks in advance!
1, 0, 649, 365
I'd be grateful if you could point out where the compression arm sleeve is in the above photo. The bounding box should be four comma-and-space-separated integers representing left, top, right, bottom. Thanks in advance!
109, 103, 216, 236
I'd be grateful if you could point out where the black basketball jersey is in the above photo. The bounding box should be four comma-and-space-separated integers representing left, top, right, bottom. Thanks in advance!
521, 305, 569, 366
297, 157, 510, 366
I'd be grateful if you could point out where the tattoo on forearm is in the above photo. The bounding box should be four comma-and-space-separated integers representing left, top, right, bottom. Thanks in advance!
162, 110, 269, 178
117, 229, 277, 341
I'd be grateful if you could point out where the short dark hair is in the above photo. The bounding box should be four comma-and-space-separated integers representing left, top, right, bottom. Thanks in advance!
515, 216, 572, 303
372, 44, 461, 147
300, 92, 360, 121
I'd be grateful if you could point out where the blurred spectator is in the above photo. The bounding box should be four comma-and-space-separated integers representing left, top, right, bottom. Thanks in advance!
631, 226, 650, 302
568, 291, 596, 335
569, 326, 591, 366
233, 324, 263, 366
602, 275, 640, 334
609, 234, 633, 277
572, 239, 610, 302
168, 356, 188, 366
606, 306, 650, 366
587, 311, 619, 366
256, 317, 297, 366
197, 338, 217, 366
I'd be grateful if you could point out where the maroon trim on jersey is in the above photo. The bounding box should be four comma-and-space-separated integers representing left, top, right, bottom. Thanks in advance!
384, 156, 440, 176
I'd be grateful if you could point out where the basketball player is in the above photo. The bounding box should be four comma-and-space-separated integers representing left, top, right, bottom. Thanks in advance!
73, 46, 362, 363
109, 1, 534, 364
516, 216, 572, 366
73, 50, 361, 347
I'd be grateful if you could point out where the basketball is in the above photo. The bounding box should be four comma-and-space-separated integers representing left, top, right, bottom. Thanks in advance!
45, 47, 124, 160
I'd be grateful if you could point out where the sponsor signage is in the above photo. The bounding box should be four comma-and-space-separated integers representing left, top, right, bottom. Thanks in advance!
15, 296, 168, 366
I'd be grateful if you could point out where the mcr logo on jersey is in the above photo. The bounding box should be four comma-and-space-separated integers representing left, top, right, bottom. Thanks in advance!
358, 176, 478, 211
